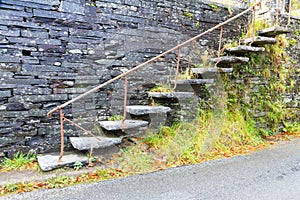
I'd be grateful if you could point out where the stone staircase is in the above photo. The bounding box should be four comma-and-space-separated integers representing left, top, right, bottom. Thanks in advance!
37, 26, 290, 171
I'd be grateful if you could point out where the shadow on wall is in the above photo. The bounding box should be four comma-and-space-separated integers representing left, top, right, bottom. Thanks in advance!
71, 27, 206, 129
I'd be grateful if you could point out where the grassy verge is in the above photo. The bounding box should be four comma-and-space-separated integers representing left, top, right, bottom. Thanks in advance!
115, 109, 266, 174
1, 109, 298, 197
0, 168, 126, 195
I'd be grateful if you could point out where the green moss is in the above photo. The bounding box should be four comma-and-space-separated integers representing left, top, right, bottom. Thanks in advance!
149, 84, 172, 92
294, 29, 300, 36
108, 114, 123, 121
209, 4, 219, 11
288, 38, 297, 46
183, 11, 194, 19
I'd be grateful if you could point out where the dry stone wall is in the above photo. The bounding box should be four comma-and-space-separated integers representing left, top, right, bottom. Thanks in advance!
282, 15, 300, 124
0, 0, 250, 157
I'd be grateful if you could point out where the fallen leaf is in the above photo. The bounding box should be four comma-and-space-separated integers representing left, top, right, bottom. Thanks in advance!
35, 182, 44, 187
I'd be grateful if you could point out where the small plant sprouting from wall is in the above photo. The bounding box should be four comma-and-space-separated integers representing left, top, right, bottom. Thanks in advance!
73, 161, 83, 170
209, 4, 220, 11
86, 0, 96, 6
149, 84, 172, 92
108, 114, 124, 121
183, 11, 194, 19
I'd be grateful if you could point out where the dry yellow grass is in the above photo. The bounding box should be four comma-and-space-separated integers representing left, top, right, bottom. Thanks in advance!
291, 0, 300, 16
209, 0, 244, 7
210, 0, 300, 17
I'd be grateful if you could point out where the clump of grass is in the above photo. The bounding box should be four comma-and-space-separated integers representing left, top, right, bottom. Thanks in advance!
283, 122, 300, 135
178, 69, 195, 80
0, 152, 37, 171
213, 111, 263, 152
149, 84, 172, 92
114, 109, 266, 173
192, 50, 212, 68
116, 148, 154, 173
108, 114, 124, 121
209, 0, 240, 7
242, 19, 269, 39
0, 169, 127, 196
223, 40, 239, 48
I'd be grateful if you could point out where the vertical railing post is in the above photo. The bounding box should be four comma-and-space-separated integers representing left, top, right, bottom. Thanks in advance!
215, 26, 223, 67
58, 108, 64, 162
122, 76, 128, 132
276, 0, 281, 26
173, 48, 181, 90
251, 2, 256, 46
287, 0, 292, 27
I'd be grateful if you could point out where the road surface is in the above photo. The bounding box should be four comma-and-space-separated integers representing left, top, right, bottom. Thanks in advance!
2, 139, 300, 200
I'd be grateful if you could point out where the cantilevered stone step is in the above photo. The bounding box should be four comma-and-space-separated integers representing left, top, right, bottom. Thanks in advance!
225, 46, 265, 54
148, 92, 194, 99
209, 56, 249, 65
258, 26, 290, 37
172, 79, 214, 93
191, 67, 233, 75
126, 105, 171, 115
240, 36, 278, 46
37, 151, 88, 171
172, 79, 214, 85
70, 136, 122, 151
99, 120, 149, 131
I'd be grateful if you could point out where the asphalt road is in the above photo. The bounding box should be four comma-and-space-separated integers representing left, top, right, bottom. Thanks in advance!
2, 138, 300, 200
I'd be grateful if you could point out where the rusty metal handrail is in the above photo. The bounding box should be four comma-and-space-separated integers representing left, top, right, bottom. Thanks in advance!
47, 0, 262, 117
47, 0, 264, 162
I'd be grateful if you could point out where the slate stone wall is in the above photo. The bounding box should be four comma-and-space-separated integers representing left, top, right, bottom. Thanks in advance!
0, 0, 250, 157
229, 14, 300, 133
281, 15, 300, 124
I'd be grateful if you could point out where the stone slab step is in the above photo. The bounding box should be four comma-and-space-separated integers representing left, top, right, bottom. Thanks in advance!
191, 67, 233, 74
209, 56, 249, 65
225, 46, 265, 54
148, 92, 195, 99
37, 151, 88, 172
99, 120, 149, 131
172, 79, 214, 85
70, 136, 122, 151
258, 26, 290, 37
126, 105, 171, 115
240, 36, 278, 46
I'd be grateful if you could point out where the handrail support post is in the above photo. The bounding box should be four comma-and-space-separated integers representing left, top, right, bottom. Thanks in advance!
215, 26, 223, 67
122, 76, 128, 132
173, 48, 181, 90
58, 108, 65, 163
